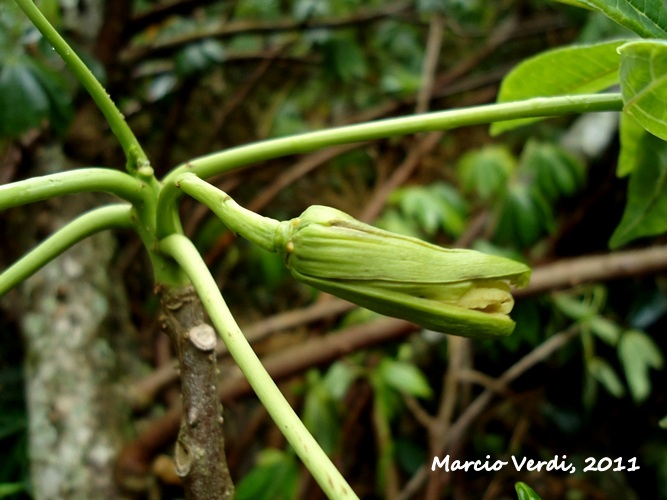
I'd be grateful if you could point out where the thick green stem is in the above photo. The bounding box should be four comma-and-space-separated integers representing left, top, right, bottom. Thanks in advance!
0, 204, 133, 296
158, 234, 359, 500
157, 93, 623, 236
0, 169, 146, 210
13, 0, 149, 170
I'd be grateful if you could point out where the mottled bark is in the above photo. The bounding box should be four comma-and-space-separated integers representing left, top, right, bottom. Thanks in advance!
160, 286, 233, 500
6, 145, 138, 499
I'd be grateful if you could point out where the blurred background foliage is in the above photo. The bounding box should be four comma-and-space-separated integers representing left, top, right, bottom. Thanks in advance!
1, 0, 666, 498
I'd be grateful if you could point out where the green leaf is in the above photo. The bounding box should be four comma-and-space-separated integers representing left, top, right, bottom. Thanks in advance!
520, 141, 585, 201
388, 183, 468, 238
491, 40, 625, 134
609, 131, 667, 248
380, 66, 423, 96
552, 292, 597, 320
619, 40, 667, 141
588, 356, 626, 398
175, 39, 225, 76
236, 449, 298, 500
569, 0, 667, 38
431, 184, 469, 237
553, 0, 593, 8
322, 361, 359, 400
399, 187, 444, 236
28, 59, 73, 134
374, 21, 423, 69
371, 371, 403, 422
0, 60, 50, 137
493, 183, 554, 247
457, 146, 516, 201
617, 113, 646, 176
377, 359, 433, 399
322, 37, 367, 83
588, 316, 622, 346
515, 481, 542, 500
375, 208, 423, 238
302, 376, 340, 455
618, 329, 664, 402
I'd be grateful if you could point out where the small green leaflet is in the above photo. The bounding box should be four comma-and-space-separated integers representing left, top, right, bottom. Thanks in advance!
377, 358, 433, 399
515, 481, 542, 500
588, 356, 626, 398
457, 146, 515, 201
619, 330, 664, 403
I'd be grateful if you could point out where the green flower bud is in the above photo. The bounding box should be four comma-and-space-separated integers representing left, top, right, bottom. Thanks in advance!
273, 206, 530, 339
176, 174, 530, 339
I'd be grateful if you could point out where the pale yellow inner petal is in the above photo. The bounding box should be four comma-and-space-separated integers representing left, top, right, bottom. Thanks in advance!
455, 284, 514, 314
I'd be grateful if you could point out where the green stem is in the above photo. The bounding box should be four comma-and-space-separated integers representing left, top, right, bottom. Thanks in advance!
13, 0, 149, 170
158, 234, 359, 500
0, 204, 133, 296
0, 168, 146, 210
157, 93, 623, 236
177, 173, 279, 252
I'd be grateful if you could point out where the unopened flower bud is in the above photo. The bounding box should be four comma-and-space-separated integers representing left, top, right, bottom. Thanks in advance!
178, 175, 531, 340
273, 206, 530, 339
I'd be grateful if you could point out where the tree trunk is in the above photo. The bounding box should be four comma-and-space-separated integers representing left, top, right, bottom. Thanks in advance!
8, 144, 138, 499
